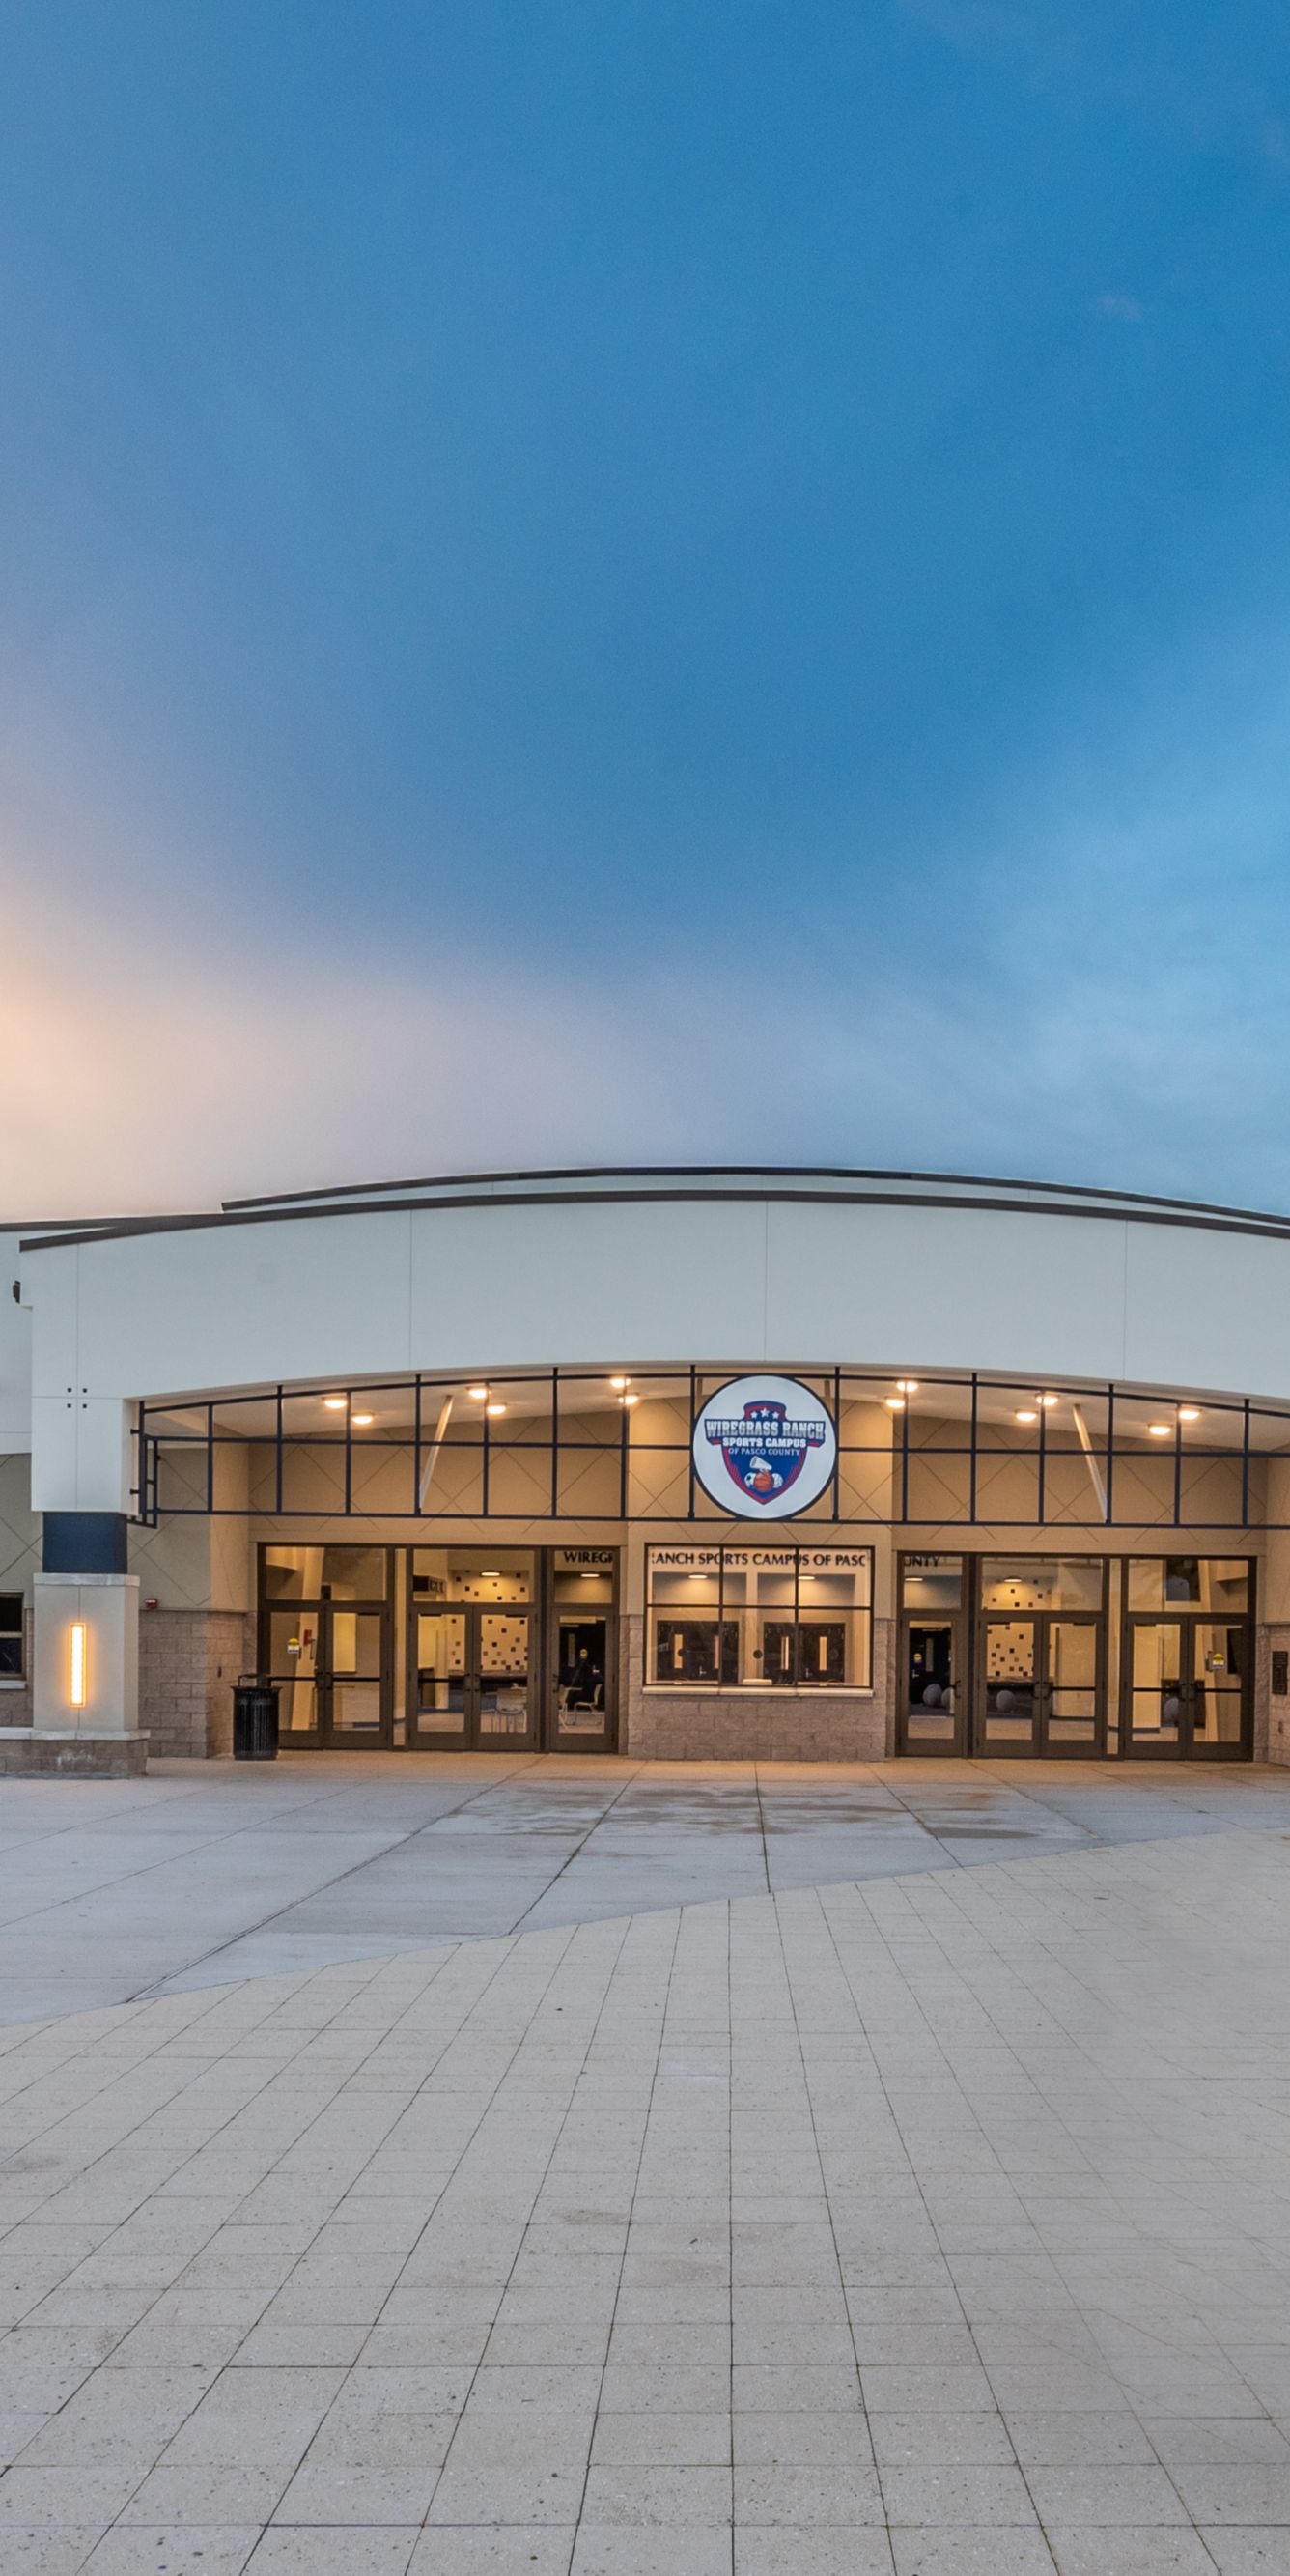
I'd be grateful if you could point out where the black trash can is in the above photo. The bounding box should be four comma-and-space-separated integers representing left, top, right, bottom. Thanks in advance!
232, 1676, 279, 1761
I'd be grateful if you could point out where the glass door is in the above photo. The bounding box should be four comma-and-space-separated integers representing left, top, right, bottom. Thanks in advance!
411, 1608, 469, 1746
982, 1618, 1040, 1752
981, 1613, 1104, 1756
1124, 1619, 1248, 1757
320, 1602, 391, 1746
1125, 1621, 1184, 1753
267, 1604, 321, 1743
408, 1603, 537, 1749
1044, 1616, 1103, 1754
476, 1610, 535, 1744
899, 1618, 965, 1752
552, 1606, 613, 1749
1190, 1622, 1247, 1754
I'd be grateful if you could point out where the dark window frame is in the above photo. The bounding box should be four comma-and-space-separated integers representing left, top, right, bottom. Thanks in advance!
645, 1543, 874, 1692
137, 1369, 1282, 1530
0, 1593, 24, 1682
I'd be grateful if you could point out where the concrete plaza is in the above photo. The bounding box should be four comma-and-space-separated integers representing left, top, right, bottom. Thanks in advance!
6, 1753, 1290, 2021
3, 1764, 1290, 2569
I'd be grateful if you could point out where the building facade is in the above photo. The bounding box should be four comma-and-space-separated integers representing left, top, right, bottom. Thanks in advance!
5, 1166, 1290, 1772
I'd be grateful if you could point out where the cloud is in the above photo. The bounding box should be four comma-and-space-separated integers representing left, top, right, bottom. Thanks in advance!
7, 603, 1290, 1219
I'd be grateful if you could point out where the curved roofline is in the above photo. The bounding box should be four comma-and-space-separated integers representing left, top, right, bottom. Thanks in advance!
219, 1160, 1290, 1226
19, 1169, 1290, 1257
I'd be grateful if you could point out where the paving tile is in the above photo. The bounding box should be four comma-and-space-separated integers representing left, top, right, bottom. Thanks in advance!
6, 1769, 1290, 2572
1198, 2537, 1290, 2573
0, 2539, 117, 2575
890, 2534, 1058, 2573
271, 2462, 440, 2524
735, 2462, 884, 2523
881, 2462, 1041, 2524
1005, 2413, 1157, 2466
735, 2539, 896, 2573
1046, 2534, 1221, 2574
80, 2531, 260, 2575
592, 2411, 731, 2464
120, 2463, 293, 2522
245, 2534, 420, 2573
733, 2412, 874, 2465
408, 2537, 576, 2573
1171, 2463, 1290, 2523
570, 2534, 732, 2575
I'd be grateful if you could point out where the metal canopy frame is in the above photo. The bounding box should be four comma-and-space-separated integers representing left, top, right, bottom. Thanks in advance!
130, 1365, 1290, 1532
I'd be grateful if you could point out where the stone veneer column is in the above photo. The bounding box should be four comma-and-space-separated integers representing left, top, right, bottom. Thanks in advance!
27, 1571, 146, 1774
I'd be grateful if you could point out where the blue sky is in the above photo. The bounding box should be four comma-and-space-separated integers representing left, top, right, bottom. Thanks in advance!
3, 2, 1290, 1210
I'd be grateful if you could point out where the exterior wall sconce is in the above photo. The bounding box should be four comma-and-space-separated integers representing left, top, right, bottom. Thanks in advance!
70, 1620, 88, 1710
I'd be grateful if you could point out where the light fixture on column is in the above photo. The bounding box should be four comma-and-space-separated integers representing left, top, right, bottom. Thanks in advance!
70, 1621, 88, 1710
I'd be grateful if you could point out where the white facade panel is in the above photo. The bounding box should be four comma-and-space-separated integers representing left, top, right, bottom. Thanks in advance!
16, 1178, 1290, 1436
407, 1199, 770, 1371
0, 1233, 33, 1448
60, 1212, 417, 1397
763, 1203, 1132, 1380
1122, 1224, 1290, 1401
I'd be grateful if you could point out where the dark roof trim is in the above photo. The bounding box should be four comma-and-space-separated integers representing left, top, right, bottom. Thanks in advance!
220, 1160, 1290, 1230
20, 1180, 1290, 1257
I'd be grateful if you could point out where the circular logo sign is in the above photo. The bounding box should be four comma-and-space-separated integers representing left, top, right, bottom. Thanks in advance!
691, 1373, 837, 1519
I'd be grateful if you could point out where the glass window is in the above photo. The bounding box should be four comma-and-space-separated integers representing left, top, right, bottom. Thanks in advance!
552, 1547, 616, 1607
980, 1558, 1104, 1613
410, 1547, 532, 1602
0, 1594, 23, 1679
646, 1546, 872, 1689
900, 1555, 964, 1612
1127, 1557, 1250, 1613
263, 1545, 387, 1601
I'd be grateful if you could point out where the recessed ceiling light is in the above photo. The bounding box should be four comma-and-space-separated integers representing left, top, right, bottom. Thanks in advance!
1178, 1406, 1201, 1422
609, 1375, 631, 1390
1147, 1423, 1171, 1438
481, 1570, 500, 1579
896, 1378, 919, 1394
467, 1385, 488, 1401
1015, 1409, 1038, 1425
620, 1393, 640, 1407
885, 1397, 905, 1411
322, 1396, 347, 1411
351, 1412, 374, 1427
1039, 1394, 1058, 1408
486, 1402, 506, 1417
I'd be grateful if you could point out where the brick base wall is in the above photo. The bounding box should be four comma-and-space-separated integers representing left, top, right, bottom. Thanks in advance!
1257, 1623, 1290, 1765
624, 1615, 894, 1760
138, 1610, 254, 1759
0, 1733, 148, 1777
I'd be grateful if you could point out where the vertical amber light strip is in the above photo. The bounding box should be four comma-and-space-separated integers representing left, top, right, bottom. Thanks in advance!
70, 1621, 87, 1709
